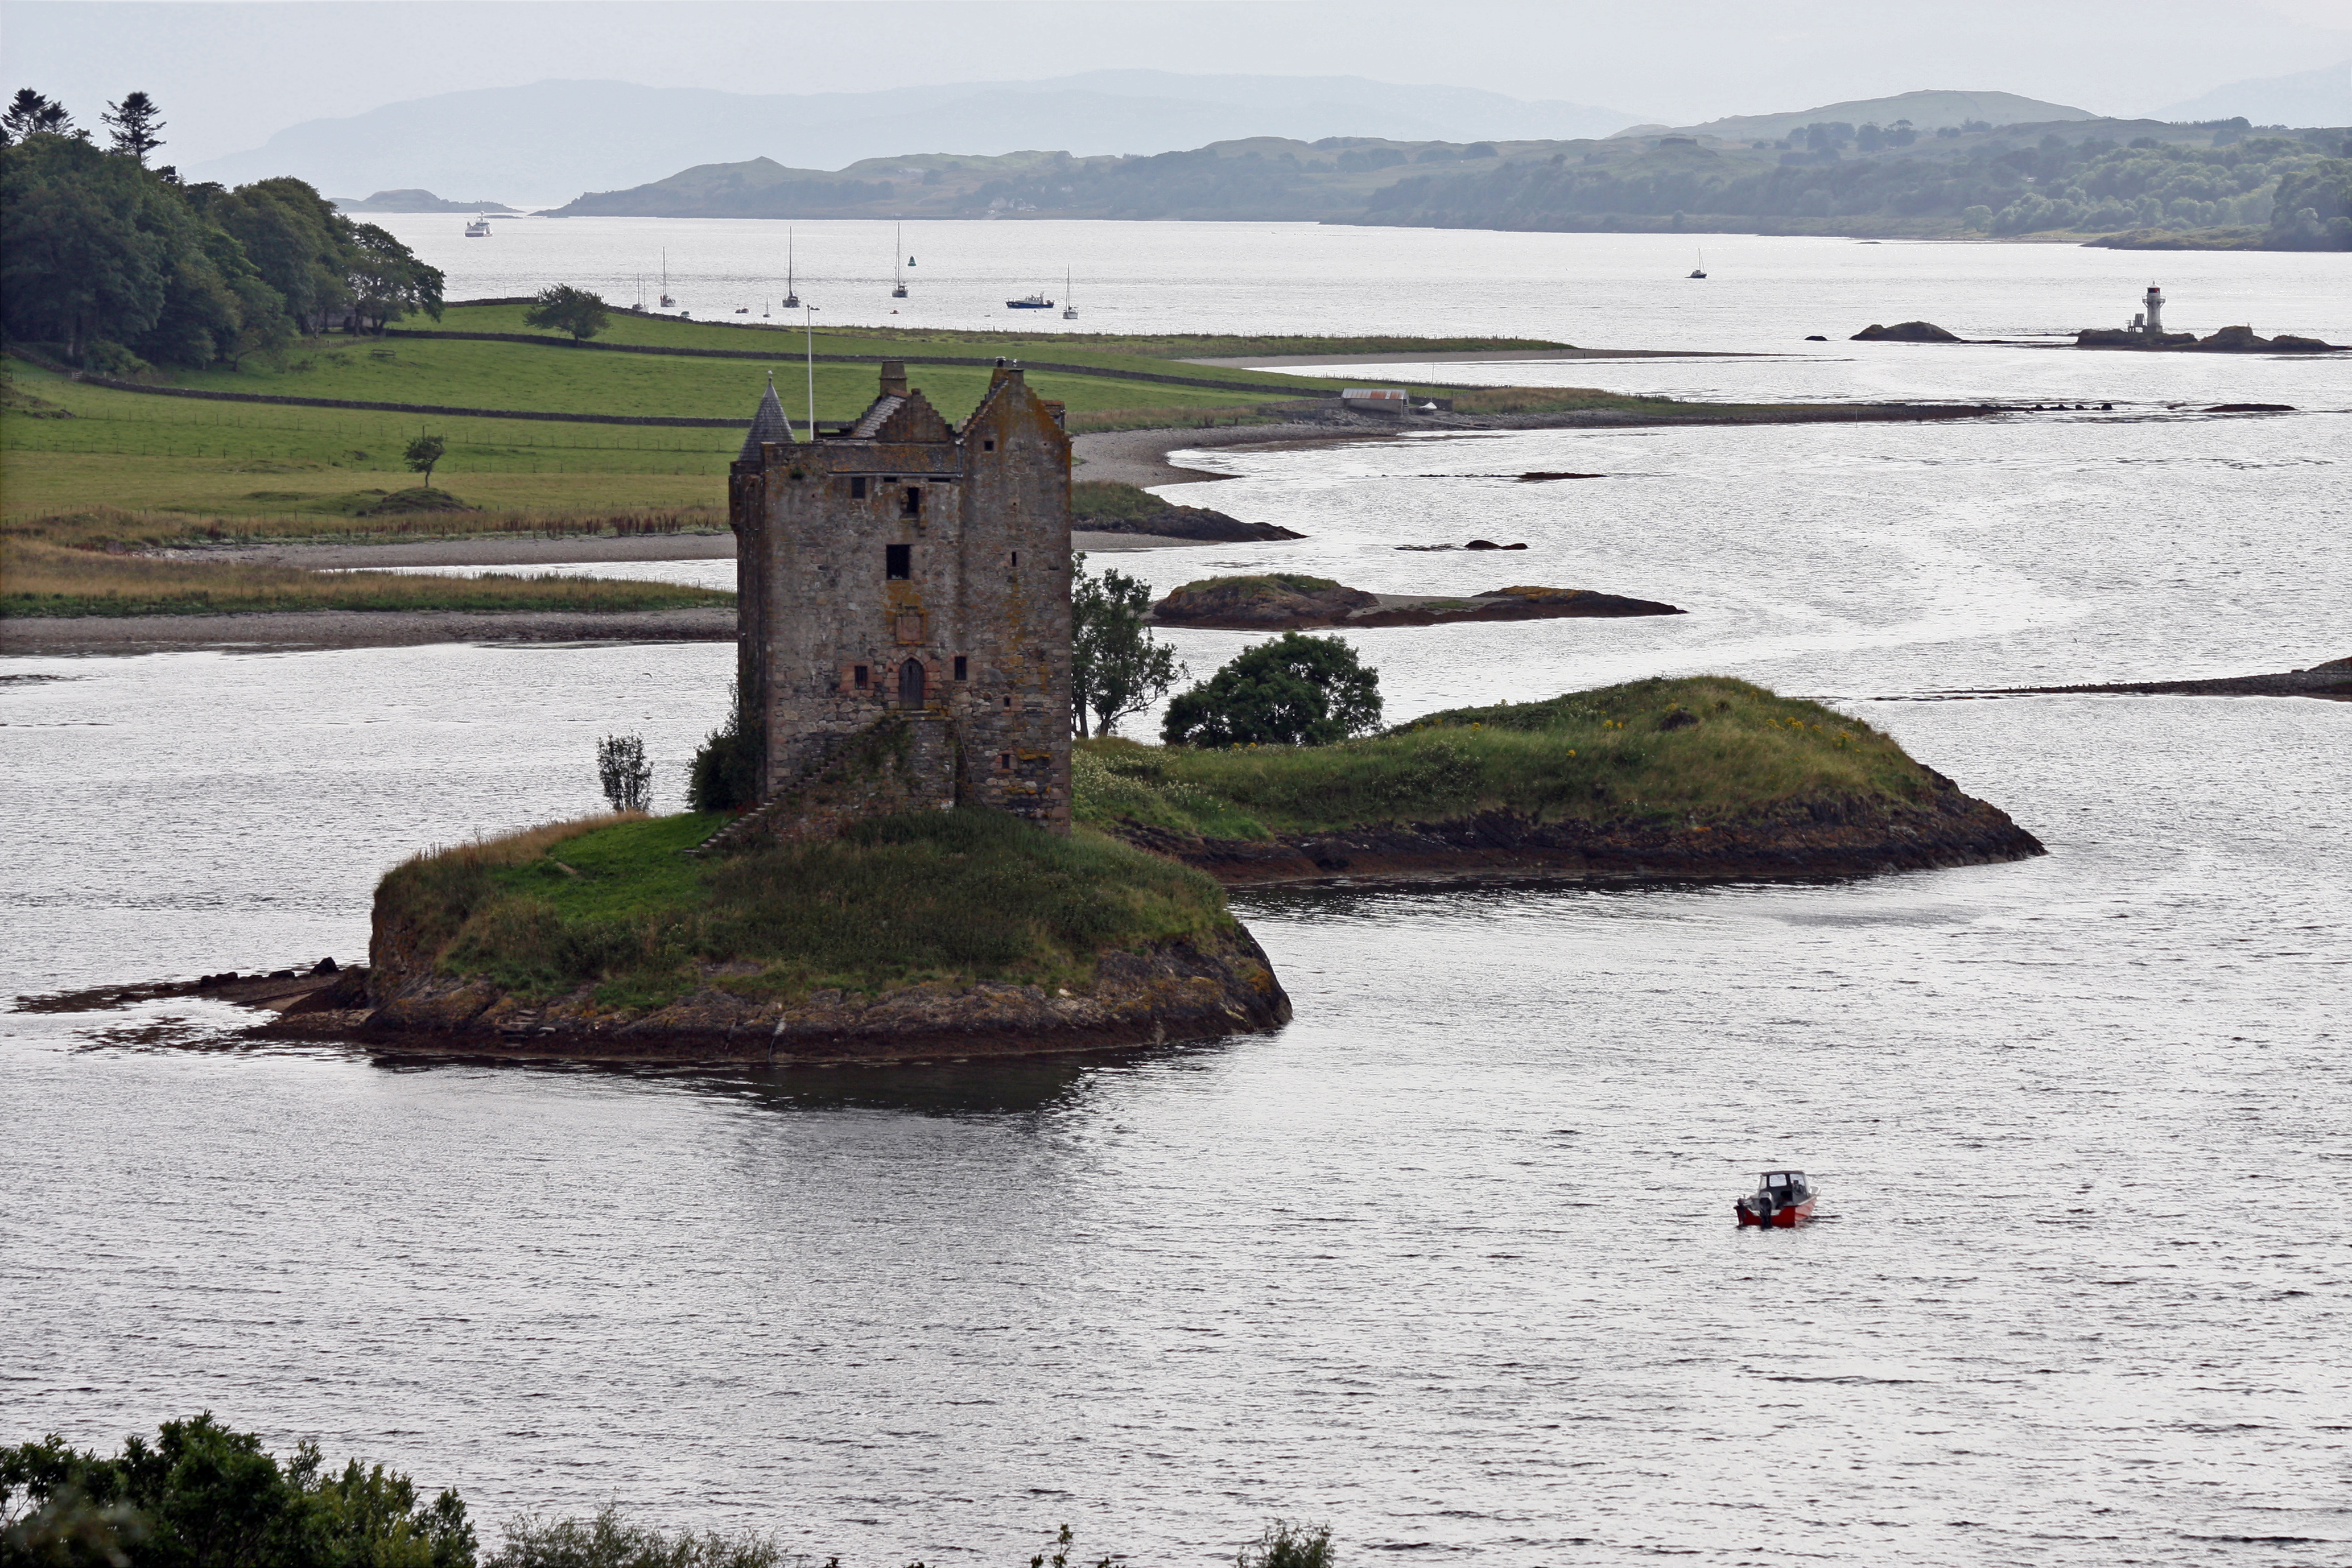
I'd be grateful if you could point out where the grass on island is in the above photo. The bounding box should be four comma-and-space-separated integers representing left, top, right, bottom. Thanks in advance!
1072, 676, 1937, 839
1, 536, 733, 617
379, 807, 1234, 1009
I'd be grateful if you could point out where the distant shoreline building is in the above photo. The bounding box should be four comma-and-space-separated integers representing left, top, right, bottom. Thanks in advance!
717, 360, 1074, 843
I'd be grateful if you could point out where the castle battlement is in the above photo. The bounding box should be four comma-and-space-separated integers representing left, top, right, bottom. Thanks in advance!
727, 360, 1073, 835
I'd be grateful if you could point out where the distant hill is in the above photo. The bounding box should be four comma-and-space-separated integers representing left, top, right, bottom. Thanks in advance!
546, 119, 2349, 250
1640, 89, 2098, 143
186, 74, 1641, 208
2152, 63, 2352, 128
329, 189, 523, 214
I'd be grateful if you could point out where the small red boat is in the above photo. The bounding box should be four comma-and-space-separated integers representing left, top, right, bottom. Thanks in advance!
1735, 1170, 1818, 1227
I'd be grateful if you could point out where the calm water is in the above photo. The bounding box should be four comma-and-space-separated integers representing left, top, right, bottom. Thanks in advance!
5, 228, 2349, 1566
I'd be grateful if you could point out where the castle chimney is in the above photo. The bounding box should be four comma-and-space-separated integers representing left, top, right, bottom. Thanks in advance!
880, 360, 908, 397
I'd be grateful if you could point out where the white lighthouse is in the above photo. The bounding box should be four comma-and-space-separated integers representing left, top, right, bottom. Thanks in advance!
2142, 283, 2165, 335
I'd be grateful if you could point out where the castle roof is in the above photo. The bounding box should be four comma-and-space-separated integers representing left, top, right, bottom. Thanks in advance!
737, 376, 793, 463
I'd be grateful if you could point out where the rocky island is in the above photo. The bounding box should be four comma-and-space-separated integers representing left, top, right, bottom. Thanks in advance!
1149, 574, 1683, 630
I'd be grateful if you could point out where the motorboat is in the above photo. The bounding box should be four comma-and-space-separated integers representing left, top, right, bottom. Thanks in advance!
464, 215, 491, 237
1006, 292, 1054, 310
1735, 1169, 1817, 1227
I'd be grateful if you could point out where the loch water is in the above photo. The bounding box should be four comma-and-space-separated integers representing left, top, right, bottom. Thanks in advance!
5, 228, 2350, 1567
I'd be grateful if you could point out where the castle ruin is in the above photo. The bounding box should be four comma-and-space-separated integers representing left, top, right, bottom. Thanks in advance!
715, 360, 1074, 844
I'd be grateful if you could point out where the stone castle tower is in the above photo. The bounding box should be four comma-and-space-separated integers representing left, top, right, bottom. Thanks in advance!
723, 360, 1073, 836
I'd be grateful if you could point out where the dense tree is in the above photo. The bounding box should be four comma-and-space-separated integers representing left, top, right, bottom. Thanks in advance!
3, 130, 441, 365
1162, 633, 1382, 748
101, 90, 165, 163
205, 178, 354, 332
522, 283, 611, 341
1070, 554, 1184, 737
0, 1414, 476, 1568
344, 221, 444, 331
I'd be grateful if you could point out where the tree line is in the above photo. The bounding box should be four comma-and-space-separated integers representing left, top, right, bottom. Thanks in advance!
1, 88, 445, 371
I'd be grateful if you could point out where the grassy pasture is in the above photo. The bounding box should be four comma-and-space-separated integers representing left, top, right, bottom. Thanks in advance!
1, 535, 734, 617
1072, 676, 1934, 839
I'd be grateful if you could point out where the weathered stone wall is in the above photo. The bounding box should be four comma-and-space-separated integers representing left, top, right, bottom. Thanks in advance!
730, 361, 1074, 835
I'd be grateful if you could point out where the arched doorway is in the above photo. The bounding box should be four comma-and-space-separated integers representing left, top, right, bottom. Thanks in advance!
897, 657, 926, 706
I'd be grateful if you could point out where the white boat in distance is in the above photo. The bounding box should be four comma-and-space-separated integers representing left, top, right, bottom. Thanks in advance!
464, 215, 491, 237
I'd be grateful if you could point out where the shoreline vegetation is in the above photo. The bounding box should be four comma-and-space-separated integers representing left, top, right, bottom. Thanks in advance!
146, 677, 2046, 1064
1, 1415, 1326, 1568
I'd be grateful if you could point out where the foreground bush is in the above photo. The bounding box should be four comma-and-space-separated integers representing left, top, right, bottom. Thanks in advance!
1, 1414, 474, 1568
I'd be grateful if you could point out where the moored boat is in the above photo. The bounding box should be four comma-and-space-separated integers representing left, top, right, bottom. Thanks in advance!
1735, 1169, 1817, 1227
464, 215, 491, 237
1007, 292, 1054, 310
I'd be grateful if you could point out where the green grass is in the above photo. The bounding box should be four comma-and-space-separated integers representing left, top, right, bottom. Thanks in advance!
0, 535, 735, 617
1071, 676, 1934, 838
424, 302, 1562, 369
378, 807, 1236, 1009
1166, 572, 1343, 597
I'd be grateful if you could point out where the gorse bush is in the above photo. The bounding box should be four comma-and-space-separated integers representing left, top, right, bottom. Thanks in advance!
485, 1507, 783, 1568
1237, 1520, 1333, 1568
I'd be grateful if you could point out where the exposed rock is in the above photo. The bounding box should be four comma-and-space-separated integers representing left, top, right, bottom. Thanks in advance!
1852, 321, 1961, 343
1150, 575, 1379, 629
1936, 657, 2351, 702
1150, 576, 1683, 630
2206, 403, 2295, 412
1074, 503, 1303, 542
351, 927, 1291, 1064
1464, 539, 1526, 550
1109, 778, 2044, 888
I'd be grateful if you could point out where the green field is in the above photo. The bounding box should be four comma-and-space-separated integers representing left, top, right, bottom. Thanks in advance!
3, 304, 1450, 531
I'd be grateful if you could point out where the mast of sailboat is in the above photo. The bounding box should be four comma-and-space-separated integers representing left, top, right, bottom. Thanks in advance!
782, 228, 799, 309
659, 249, 675, 308
1062, 267, 1076, 320
804, 303, 819, 433
892, 221, 907, 298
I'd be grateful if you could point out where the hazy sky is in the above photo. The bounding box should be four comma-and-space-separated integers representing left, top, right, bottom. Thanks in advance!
7, 0, 2351, 167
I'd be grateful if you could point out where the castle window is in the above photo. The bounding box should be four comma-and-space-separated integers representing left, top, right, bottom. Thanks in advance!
1010, 551, 1018, 568
853, 665, 869, 688
997, 753, 1012, 771
953, 655, 968, 680
886, 544, 911, 579
902, 486, 922, 517
849, 477, 868, 500
983, 439, 995, 452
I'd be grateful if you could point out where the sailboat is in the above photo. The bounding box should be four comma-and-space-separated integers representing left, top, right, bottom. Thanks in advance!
781, 228, 800, 310
1062, 267, 1078, 320
890, 223, 909, 299
1688, 249, 1707, 279
659, 250, 676, 308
